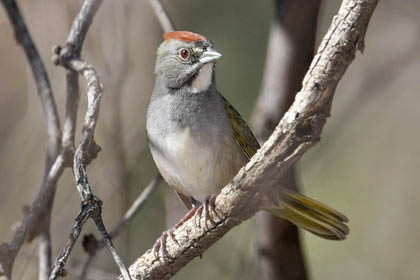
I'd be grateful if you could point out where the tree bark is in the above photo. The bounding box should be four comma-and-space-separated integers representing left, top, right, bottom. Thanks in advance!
251, 1, 320, 279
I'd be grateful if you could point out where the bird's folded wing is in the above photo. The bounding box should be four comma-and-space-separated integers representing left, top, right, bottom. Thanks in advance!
221, 95, 260, 160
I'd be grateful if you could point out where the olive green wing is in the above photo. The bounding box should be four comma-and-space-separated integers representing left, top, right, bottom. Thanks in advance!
221, 95, 260, 160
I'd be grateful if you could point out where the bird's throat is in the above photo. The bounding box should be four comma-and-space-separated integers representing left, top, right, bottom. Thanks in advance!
191, 63, 213, 93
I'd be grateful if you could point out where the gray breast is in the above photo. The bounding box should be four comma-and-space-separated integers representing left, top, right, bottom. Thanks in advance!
146, 87, 247, 202
147, 86, 229, 141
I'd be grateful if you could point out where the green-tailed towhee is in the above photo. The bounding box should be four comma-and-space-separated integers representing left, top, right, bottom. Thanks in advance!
146, 31, 349, 258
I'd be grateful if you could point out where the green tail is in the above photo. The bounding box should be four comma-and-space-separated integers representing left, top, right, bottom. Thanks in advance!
269, 190, 349, 240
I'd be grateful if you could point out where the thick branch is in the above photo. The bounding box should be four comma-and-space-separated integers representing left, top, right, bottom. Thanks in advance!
121, 1, 378, 279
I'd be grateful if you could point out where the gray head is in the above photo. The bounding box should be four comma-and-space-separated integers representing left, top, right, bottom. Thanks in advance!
154, 31, 222, 91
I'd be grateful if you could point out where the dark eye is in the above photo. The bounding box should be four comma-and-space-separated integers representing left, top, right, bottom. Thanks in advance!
180, 48, 190, 59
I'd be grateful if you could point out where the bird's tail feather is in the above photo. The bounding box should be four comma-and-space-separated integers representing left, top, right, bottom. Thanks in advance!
269, 190, 349, 240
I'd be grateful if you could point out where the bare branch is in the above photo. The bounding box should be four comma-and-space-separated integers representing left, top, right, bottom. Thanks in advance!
65, 0, 103, 56
0, 0, 63, 278
48, 197, 93, 280
53, 0, 103, 155
49, 1, 132, 279
109, 174, 162, 240
61, 69, 80, 156
0, 0, 61, 162
38, 231, 53, 280
146, 0, 175, 33
80, 174, 162, 280
1, 153, 67, 279
69, 57, 103, 199
43, 3, 105, 275
60, 57, 130, 279
121, 1, 378, 279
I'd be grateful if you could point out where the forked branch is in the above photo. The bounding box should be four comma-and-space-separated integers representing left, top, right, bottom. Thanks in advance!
49, 0, 131, 279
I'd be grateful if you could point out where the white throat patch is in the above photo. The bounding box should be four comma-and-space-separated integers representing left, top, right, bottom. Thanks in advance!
192, 63, 213, 92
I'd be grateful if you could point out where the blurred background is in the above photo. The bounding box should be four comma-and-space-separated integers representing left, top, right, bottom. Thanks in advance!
1, 0, 419, 279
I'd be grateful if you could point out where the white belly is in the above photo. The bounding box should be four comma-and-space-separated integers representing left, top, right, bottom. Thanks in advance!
150, 126, 247, 203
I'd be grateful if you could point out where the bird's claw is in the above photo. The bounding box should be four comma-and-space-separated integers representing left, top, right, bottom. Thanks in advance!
153, 231, 171, 262
153, 207, 201, 261
153, 197, 220, 261
194, 195, 221, 230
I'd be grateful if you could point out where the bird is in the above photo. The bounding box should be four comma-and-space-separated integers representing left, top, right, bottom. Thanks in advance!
146, 31, 349, 260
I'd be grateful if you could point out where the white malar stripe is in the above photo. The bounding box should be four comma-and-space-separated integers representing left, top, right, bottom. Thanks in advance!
192, 63, 213, 93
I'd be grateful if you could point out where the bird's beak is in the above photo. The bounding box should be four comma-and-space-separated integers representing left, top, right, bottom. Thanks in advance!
199, 48, 222, 64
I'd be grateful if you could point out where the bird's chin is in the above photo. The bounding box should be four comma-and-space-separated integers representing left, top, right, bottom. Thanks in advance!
191, 63, 213, 92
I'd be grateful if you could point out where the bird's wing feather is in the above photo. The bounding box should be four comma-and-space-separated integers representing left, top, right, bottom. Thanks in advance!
221, 95, 260, 159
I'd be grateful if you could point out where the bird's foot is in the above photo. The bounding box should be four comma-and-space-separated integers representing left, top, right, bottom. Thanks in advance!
153, 231, 171, 262
153, 206, 200, 261
194, 195, 221, 230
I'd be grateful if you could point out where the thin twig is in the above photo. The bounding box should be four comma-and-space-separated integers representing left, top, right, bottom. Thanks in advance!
121, 0, 378, 279
109, 174, 162, 240
4, 153, 66, 278
57, 0, 102, 156
0, 0, 63, 278
48, 198, 94, 279
68, 56, 131, 280
146, 0, 175, 33
79, 252, 95, 280
49, 0, 131, 278
80, 5, 134, 277
38, 231, 53, 280
69, 58, 103, 199
80, 174, 162, 280
0, 0, 61, 158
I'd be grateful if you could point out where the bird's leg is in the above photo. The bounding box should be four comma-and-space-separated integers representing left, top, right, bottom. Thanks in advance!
202, 198, 214, 229
208, 195, 222, 220
152, 196, 221, 261
167, 206, 198, 246
174, 205, 199, 229
194, 205, 204, 228
203, 195, 221, 229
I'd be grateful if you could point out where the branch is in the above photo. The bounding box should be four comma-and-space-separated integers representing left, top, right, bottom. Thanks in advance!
0, 0, 63, 278
49, 1, 132, 279
121, 0, 378, 279
0, 0, 61, 162
53, 0, 104, 156
108, 174, 162, 241
2, 151, 66, 279
80, 174, 162, 280
146, 0, 175, 33
51, 55, 132, 280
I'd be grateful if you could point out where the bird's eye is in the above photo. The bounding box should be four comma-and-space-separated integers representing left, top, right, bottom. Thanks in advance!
180, 48, 190, 59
